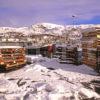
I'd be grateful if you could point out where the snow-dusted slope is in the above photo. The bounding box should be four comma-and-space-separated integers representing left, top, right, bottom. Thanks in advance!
0, 27, 30, 35
0, 23, 100, 36
31, 23, 65, 36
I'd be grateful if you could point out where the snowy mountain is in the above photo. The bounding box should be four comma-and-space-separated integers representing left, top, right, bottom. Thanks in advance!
0, 27, 30, 35
0, 23, 100, 36
31, 23, 65, 36
0, 23, 65, 36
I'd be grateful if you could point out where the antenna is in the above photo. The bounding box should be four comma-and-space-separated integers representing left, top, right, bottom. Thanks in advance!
72, 15, 76, 28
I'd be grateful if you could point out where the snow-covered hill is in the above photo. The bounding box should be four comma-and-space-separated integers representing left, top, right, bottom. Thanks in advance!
30, 23, 65, 36
0, 23, 100, 36
0, 27, 30, 35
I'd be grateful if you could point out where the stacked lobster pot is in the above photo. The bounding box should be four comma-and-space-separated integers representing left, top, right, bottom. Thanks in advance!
82, 28, 100, 72
96, 35, 100, 72
53, 43, 82, 65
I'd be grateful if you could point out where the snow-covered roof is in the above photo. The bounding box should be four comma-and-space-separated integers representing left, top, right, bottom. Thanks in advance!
0, 46, 23, 49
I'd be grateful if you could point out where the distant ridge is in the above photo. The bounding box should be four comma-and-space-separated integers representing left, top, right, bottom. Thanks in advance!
0, 23, 100, 36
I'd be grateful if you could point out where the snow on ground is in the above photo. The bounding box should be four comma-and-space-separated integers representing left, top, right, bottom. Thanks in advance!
0, 55, 100, 100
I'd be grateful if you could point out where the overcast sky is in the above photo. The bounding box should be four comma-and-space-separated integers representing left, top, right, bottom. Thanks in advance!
0, 0, 100, 27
